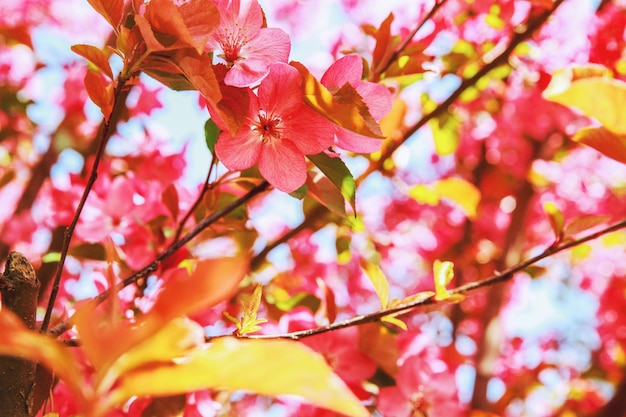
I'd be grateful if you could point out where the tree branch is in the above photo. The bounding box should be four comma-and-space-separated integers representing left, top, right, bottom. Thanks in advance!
0, 252, 39, 417
231, 219, 626, 341
40, 75, 134, 333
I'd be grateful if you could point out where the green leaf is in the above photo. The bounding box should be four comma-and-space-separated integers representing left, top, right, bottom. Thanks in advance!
564, 215, 611, 238
360, 259, 390, 309
109, 338, 369, 417
42, 252, 61, 263
289, 184, 308, 200
204, 118, 220, 154
307, 152, 356, 212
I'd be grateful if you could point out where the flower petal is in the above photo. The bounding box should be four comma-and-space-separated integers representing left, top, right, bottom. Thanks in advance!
258, 62, 302, 115
355, 82, 392, 120
335, 128, 383, 153
215, 128, 262, 170
321, 54, 362, 88
285, 105, 336, 154
258, 140, 307, 192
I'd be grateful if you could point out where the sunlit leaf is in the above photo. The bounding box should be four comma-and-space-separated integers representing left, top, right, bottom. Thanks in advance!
84, 71, 113, 121
108, 338, 369, 417
42, 252, 61, 263
305, 175, 347, 218
87, 0, 123, 29
381, 315, 407, 330
308, 152, 356, 212
71, 44, 113, 79
409, 178, 481, 219
572, 126, 626, 165
227, 284, 267, 336
563, 215, 610, 238
0, 309, 90, 408
433, 260, 464, 302
430, 112, 460, 155
360, 259, 390, 309
542, 201, 564, 242
291, 61, 383, 138
434, 177, 481, 219
371, 13, 396, 78
544, 66, 626, 134
98, 318, 204, 394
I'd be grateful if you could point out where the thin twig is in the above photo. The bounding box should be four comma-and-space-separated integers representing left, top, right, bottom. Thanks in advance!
40, 76, 133, 333
49, 180, 271, 336
234, 218, 626, 341
375, 0, 450, 78
173, 152, 217, 242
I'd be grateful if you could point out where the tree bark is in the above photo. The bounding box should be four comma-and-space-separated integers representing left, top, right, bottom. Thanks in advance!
0, 252, 39, 417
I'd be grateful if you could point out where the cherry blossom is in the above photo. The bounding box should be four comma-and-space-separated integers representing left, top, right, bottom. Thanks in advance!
321, 53, 393, 153
208, 0, 291, 87
215, 62, 335, 192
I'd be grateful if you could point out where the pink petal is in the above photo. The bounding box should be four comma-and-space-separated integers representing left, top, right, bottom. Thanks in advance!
356, 82, 393, 120
258, 139, 307, 192
335, 127, 383, 153
285, 104, 336, 154
215, 128, 262, 170
258, 62, 302, 114
321, 54, 362, 88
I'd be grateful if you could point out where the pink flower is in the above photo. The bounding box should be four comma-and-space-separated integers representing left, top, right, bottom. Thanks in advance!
215, 62, 335, 192
321, 54, 393, 153
377, 355, 465, 417
208, 0, 291, 87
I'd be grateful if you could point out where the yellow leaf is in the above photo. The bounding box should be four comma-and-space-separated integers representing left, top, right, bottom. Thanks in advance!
360, 259, 390, 309
433, 260, 455, 301
544, 67, 626, 134
429, 112, 459, 155
98, 318, 205, 394
381, 315, 407, 330
572, 126, 626, 165
542, 201, 564, 241
434, 178, 481, 219
108, 338, 369, 417
408, 184, 440, 206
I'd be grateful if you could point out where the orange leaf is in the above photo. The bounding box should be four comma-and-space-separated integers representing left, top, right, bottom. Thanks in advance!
291, 61, 383, 138
87, 0, 124, 29
84, 71, 113, 121
371, 13, 396, 77
0, 309, 90, 408
573, 126, 626, 165
71, 44, 113, 79
150, 256, 248, 323
108, 338, 369, 417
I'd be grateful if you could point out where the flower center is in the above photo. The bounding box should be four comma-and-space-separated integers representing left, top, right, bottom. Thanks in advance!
252, 110, 283, 145
218, 23, 248, 65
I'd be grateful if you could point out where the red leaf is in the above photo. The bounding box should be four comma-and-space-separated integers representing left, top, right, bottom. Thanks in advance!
84, 71, 114, 121
71, 44, 114, 79
87, 0, 124, 29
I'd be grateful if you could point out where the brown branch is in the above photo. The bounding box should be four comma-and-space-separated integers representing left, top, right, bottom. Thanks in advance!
229, 219, 626, 341
49, 180, 271, 337
173, 152, 217, 242
40, 75, 134, 333
0, 252, 39, 417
